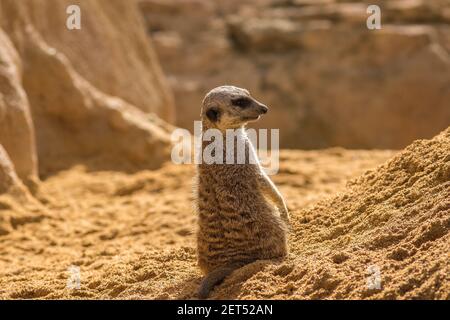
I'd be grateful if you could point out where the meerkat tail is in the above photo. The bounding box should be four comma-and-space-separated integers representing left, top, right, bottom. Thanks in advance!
197, 265, 238, 299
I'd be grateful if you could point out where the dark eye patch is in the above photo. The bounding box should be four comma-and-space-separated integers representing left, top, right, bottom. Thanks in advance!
232, 97, 252, 108
206, 108, 220, 122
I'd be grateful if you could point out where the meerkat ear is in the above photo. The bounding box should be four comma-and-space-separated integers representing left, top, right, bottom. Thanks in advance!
206, 108, 220, 122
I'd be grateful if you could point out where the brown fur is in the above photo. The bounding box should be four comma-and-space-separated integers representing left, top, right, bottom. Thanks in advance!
195, 86, 289, 299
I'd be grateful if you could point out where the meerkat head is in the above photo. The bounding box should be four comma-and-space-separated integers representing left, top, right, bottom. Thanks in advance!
201, 85, 268, 130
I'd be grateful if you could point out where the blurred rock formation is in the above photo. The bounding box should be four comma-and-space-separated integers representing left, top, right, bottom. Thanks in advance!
141, 0, 450, 149
0, 0, 175, 191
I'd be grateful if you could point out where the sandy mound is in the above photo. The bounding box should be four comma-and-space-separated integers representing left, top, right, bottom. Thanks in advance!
216, 127, 449, 300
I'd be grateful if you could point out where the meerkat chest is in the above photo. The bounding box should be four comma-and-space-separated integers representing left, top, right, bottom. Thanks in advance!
198, 128, 264, 196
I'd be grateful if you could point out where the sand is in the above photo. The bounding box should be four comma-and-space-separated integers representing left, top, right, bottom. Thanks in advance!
0, 129, 448, 299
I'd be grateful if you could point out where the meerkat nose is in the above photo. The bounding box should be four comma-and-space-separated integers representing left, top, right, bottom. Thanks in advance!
259, 105, 268, 114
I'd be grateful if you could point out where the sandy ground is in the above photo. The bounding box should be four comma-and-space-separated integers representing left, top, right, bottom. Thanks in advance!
0, 149, 392, 299
0, 130, 450, 299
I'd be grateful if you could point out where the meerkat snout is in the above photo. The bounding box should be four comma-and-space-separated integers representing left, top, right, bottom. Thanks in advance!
260, 105, 268, 114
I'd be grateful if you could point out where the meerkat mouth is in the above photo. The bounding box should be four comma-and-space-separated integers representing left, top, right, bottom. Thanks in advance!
242, 115, 260, 121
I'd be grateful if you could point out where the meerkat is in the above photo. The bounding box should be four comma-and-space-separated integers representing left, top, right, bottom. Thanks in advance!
195, 85, 289, 299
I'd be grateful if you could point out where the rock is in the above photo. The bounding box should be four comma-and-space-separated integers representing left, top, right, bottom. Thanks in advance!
142, 0, 450, 149
22, 29, 173, 175
0, 0, 176, 177
266, 2, 369, 24
0, 144, 22, 235
0, 144, 48, 236
0, 0, 175, 122
0, 28, 38, 186
384, 0, 443, 23
0, 144, 23, 195
227, 17, 304, 52
228, 17, 334, 52
282, 25, 450, 148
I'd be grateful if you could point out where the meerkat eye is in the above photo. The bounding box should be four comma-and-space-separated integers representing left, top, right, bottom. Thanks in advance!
232, 97, 252, 108
206, 107, 220, 122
